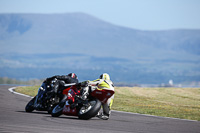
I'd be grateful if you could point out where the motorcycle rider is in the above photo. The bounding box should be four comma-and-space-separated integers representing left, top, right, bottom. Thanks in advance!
45, 73, 79, 97
79, 73, 114, 120
32, 73, 78, 110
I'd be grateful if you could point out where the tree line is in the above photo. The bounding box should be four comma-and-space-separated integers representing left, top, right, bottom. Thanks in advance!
0, 77, 43, 85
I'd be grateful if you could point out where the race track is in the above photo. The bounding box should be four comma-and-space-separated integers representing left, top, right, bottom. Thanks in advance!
0, 85, 200, 133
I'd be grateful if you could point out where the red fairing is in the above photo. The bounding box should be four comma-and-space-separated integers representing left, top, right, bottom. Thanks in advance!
91, 89, 114, 103
62, 86, 80, 116
63, 104, 77, 116
62, 85, 80, 96
62, 87, 71, 95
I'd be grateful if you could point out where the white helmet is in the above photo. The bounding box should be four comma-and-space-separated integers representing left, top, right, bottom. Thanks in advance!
99, 73, 110, 80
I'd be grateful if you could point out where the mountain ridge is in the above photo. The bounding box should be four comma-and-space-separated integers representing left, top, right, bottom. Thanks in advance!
0, 13, 200, 84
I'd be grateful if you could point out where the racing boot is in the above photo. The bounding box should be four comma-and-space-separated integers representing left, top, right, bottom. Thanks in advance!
96, 112, 109, 120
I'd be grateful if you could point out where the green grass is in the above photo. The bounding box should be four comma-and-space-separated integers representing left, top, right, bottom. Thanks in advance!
15, 86, 40, 97
15, 86, 200, 121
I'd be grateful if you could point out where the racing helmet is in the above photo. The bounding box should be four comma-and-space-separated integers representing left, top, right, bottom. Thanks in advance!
99, 73, 110, 80
68, 73, 78, 79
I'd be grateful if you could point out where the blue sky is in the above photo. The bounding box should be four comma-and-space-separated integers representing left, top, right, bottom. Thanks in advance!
0, 0, 200, 30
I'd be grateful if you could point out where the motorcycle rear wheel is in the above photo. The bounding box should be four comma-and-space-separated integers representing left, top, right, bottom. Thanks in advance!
78, 99, 101, 120
25, 96, 36, 112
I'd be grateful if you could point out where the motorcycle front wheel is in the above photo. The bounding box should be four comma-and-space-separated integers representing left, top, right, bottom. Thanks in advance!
51, 101, 65, 117
25, 96, 36, 112
78, 98, 101, 120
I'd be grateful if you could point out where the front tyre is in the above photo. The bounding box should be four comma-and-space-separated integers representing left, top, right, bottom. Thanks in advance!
78, 99, 101, 120
51, 101, 65, 117
25, 96, 36, 112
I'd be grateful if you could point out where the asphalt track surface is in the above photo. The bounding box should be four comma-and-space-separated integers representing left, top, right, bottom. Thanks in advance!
0, 85, 200, 133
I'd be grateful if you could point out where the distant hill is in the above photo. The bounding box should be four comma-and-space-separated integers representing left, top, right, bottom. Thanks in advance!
0, 13, 200, 85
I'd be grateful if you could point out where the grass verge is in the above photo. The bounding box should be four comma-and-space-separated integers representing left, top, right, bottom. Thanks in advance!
15, 86, 200, 121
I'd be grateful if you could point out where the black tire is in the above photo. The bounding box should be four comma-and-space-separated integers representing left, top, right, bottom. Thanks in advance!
25, 96, 36, 112
78, 99, 101, 120
47, 104, 57, 114
51, 101, 65, 117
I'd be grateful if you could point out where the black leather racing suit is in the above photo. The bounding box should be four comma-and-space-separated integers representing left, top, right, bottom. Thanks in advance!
46, 75, 79, 99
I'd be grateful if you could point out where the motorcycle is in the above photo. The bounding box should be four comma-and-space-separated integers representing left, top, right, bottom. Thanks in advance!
51, 83, 115, 120
25, 79, 63, 114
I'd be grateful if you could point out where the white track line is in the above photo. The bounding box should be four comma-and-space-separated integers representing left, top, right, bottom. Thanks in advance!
8, 87, 33, 98
8, 86, 199, 122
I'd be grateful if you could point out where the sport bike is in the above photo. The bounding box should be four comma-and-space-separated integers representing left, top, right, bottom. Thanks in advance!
51, 83, 115, 120
25, 79, 63, 113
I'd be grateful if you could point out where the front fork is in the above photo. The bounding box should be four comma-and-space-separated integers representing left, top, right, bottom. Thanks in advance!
34, 83, 47, 107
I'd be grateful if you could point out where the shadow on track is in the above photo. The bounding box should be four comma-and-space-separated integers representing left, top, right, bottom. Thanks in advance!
45, 115, 79, 120
16, 110, 49, 115
45, 115, 102, 121
16, 111, 101, 121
